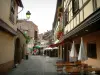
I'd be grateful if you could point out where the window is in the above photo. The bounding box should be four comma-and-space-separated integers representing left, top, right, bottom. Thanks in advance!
87, 43, 97, 58
34, 31, 38, 40
72, 0, 79, 15
68, 1, 73, 21
9, 0, 15, 23
75, 44, 80, 54
64, 9, 68, 26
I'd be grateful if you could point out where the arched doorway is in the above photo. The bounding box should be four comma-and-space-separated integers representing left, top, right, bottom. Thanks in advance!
14, 38, 21, 65
22, 44, 25, 59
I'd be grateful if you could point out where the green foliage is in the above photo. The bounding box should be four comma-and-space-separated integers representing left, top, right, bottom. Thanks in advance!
26, 36, 31, 44
23, 32, 31, 44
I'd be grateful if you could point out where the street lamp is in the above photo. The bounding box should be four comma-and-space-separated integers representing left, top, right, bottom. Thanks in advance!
26, 11, 31, 19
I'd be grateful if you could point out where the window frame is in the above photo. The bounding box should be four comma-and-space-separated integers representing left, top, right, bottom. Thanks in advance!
87, 43, 97, 59
34, 31, 38, 40
72, 0, 79, 15
68, 1, 73, 21
64, 8, 68, 26
75, 44, 80, 54
9, 0, 15, 23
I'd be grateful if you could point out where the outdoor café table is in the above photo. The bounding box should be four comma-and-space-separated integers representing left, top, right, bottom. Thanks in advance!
55, 62, 77, 66
55, 61, 65, 72
65, 65, 80, 75
55, 62, 82, 74
55, 62, 80, 73
83, 67, 100, 72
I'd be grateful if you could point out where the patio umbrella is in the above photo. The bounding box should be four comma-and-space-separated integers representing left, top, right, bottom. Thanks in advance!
44, 47, 52, 50
78, 37, 87, 61
52, 47, 58, 49
69, 41, 77, 62
78, 38, 88, 75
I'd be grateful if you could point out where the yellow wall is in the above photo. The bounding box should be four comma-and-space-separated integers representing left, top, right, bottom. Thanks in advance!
0, 31, 15, 64
74, 31, 100, 68
83, 31, 100, 68
83, 0, 93, 19
97, 0, 100, 8
0, 0, 18, 31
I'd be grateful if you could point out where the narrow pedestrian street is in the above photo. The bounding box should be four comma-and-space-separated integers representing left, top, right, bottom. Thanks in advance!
1, 0, 100, 74
8, 55, 59, 75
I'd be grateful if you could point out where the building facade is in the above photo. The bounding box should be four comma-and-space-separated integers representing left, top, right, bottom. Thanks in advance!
53, 0, 100, 68
52, 0, 64, 59
15, 29, 27, 64
17, 20, 38, 49
0, 0, 23, 73
64, 0, 100, 68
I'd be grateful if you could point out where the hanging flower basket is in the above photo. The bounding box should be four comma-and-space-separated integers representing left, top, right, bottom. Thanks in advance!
57, 31, 63, 39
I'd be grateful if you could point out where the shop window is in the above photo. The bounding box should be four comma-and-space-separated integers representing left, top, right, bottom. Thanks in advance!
72, 0, 79, 15
87, 43, 97, 58
9, 0, 15, 23
75, 44, 80, 54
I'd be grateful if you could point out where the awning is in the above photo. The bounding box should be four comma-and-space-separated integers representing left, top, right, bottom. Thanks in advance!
43, 47, 58, 51
49, 40, 64, 47
33, 45, 40, 49
43, 47, 52, 51
54, 39, 59, 44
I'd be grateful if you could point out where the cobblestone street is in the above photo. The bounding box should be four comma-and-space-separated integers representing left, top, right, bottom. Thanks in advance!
8, 55, 59, 75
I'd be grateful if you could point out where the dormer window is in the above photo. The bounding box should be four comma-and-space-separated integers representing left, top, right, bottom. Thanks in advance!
9, 0, 15, 23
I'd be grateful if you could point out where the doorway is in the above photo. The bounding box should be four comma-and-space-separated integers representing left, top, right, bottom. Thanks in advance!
14, 38, 21, 64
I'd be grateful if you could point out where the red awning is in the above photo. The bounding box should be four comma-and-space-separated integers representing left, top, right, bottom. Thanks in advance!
49, 41, 64, 47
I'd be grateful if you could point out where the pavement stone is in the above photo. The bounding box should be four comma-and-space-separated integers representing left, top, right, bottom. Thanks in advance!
8, 55, 62, 75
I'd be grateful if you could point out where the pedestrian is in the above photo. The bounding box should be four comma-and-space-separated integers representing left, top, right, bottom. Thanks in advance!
33, 49, 37, 55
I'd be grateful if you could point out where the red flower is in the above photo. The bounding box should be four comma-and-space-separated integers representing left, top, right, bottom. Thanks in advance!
57, 31, 63, 39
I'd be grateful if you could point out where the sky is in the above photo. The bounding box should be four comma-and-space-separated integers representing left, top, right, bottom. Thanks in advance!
18, 0, 57, 34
